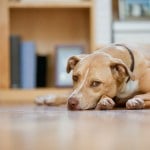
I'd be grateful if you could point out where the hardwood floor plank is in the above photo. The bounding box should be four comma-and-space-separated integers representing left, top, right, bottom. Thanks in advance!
0, 105, 150, 150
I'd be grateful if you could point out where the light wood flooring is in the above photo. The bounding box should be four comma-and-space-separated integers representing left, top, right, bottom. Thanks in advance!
0, 105, 150, 150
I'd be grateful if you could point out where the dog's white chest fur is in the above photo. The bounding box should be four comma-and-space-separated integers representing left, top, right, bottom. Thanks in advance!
117, 80, 139, 98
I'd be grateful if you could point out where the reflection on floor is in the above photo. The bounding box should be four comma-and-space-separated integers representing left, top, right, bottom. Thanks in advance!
0, 105, 150, 150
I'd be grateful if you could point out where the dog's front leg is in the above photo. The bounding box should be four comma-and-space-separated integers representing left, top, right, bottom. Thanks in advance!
35, 94, 68, 105
95, 96, 115, 110
126, 93, 150, 109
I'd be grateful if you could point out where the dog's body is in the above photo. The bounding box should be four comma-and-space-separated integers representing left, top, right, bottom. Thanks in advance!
35, 44, 150, 110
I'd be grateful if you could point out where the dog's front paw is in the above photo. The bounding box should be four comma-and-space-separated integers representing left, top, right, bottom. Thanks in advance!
35, 95, 56, 105
96, 97, 115, 110
126, 98, 145, 109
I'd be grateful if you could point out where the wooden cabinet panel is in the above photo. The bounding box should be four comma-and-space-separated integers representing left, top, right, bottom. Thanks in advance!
0, 0, 10, 89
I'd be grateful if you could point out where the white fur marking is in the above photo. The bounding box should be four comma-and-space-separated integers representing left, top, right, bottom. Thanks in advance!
115, 46, 126, 51
117, 80, 139, 98
35, 94, 56, 104
69, 68, 89, 99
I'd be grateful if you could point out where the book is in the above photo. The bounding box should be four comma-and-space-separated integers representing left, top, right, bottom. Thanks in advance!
10, 35, 21, 88
20, 42, 36, 89
36, 55, 48, 87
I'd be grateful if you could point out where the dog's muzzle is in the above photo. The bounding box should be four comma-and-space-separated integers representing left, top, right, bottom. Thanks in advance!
68, 97, 79, 110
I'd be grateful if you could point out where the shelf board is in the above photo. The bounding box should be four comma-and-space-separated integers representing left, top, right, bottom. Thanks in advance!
113, 21, 150, 32
9, 1, 92, 9
0, 88, 71, 104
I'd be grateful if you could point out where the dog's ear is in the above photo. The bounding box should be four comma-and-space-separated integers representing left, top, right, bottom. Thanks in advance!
66, 54, 87, 73
110, 58, 135, 81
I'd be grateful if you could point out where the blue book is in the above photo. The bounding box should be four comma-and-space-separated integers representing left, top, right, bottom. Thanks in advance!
20, 42, 36, 89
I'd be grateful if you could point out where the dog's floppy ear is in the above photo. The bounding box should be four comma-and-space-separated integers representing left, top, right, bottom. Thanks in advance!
66, 54, 87, 73
110, 58, 135, 81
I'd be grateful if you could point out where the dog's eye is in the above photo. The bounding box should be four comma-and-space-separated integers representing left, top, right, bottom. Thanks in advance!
90, 81, 101, 87
73, 75, 78, 82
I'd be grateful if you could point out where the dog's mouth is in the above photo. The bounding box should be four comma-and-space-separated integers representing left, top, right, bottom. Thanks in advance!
67, 104, 82, 111
68, 106, 95, 111
67, 101, 98, 111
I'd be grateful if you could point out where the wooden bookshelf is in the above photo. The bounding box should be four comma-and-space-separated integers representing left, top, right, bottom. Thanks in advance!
0, 0, 10, 89
0, 88, 71, 104
9, 1, 92, 8
0, 0, 95, 103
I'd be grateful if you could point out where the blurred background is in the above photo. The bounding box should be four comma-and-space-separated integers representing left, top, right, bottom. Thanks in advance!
0, 0, 150, 103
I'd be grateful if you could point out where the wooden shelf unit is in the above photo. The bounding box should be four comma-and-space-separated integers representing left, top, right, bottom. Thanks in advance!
0, 88, 71, 104
0, 0, 94, 103
9, 1, 92, 8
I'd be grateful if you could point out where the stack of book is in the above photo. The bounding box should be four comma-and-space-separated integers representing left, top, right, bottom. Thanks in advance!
10, 35, 48, 89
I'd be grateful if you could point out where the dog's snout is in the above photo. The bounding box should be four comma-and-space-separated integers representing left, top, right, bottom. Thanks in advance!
68, 97, 79, 110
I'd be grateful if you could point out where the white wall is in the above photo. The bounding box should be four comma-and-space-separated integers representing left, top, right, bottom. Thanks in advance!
94, 0, 112, 46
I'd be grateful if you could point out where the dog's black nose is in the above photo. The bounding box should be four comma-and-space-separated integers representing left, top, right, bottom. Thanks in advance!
68, 97, 79, 110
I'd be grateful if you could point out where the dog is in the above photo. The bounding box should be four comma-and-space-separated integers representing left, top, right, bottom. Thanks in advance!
35, 44, 150, 110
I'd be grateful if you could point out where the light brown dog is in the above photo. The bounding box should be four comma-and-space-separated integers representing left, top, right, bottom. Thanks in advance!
35, 44, 150, 110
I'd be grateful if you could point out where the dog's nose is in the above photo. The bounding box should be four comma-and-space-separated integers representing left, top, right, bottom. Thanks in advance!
68, 97, 79, 110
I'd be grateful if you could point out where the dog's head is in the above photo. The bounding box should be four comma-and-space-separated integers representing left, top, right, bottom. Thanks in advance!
67, 52, 134, 110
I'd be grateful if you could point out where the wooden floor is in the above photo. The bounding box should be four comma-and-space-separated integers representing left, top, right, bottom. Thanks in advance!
0, 105, 150, 150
